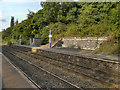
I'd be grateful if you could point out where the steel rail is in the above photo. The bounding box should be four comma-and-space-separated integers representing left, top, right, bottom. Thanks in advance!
6, 46, 119, 78
32, 52, 119, 77
3, 49, 83, 90
2, 52, 42, 90
20, 51, 120, 88
9, 46, 119, 75
28, 53, 120, 88
7, 46, 119, 80
9, 45, 119, 63
2, 47, 120, 88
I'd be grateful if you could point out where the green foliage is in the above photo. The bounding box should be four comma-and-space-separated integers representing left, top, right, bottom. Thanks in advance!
48, 22, 67, 41
94, 37, 118, 55
65, 23, 78, 35
2, 2, 119, 48
41, 27, 49, 45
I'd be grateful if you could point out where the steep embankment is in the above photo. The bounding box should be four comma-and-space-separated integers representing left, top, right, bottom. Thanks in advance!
2, 2, 120, 55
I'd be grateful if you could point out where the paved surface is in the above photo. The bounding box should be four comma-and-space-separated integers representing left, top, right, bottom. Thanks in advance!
1, 53, 37, 89
42, 47, 119, 61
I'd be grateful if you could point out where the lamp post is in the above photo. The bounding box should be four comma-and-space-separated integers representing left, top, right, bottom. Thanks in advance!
46, 26, 52, 48
19, 35, 21, 45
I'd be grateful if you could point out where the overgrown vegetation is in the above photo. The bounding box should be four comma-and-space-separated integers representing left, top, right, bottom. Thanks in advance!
94, 36, 119, 55
2, 2, 120, 55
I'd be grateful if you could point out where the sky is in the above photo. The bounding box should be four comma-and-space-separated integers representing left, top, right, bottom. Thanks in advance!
0, 1, 43, 31
0, 0, 79, 32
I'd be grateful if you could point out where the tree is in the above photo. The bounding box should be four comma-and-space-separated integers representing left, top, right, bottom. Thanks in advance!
15, 19, 18, 25
27, 10, 35, 19
10, 16, 14, 27
2, 2, 119, 47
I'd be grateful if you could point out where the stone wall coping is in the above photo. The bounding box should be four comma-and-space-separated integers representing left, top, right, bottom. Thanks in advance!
63, 37, 107, 41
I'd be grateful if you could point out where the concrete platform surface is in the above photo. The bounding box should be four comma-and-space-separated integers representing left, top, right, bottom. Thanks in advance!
41, 48, 119, 61
2, 54, 37, 89
12, 45, 119, 61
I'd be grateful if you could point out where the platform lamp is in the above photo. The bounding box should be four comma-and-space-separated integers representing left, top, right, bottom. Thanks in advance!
46, 26, 52, 48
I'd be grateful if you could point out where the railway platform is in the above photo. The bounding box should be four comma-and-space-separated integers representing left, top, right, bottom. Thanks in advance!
10, 44, 119, 62
40, 48, 119, 61
1, 53, 37, 89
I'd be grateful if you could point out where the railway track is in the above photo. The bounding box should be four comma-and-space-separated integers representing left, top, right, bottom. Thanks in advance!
3, 54, 42, 90
2, 45, 120, 88
3, 46, 83, 89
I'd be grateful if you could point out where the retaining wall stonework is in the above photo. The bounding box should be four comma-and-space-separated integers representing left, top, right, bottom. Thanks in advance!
62, 37, 107, 50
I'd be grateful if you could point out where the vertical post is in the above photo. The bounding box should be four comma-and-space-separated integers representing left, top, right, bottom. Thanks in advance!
49, 28, 52, 48
96, 37, 98, 48
47, 26, 52, 48
30, 38, 33, 46
50, 39, 51, 48
49, 36, 51, 48
19, 35, 21, 45
50, 29, 51, 48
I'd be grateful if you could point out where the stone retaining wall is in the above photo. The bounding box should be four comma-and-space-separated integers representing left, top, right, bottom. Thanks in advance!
62, 37, 107, 50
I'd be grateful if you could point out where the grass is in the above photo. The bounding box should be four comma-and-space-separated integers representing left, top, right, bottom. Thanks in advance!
94, 37, 119, 56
